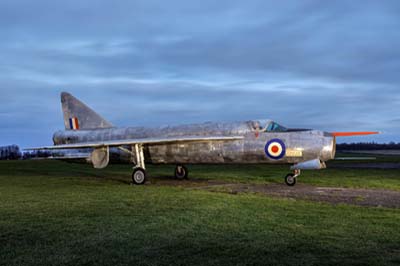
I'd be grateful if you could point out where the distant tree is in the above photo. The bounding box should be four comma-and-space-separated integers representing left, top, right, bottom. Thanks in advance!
21, 150, 52, 159
0, 145, 22, 160
336, 142, 400, 151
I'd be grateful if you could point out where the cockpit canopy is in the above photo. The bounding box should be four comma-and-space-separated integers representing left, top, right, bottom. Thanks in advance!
265, 121, 287, 132
249, 120, 288, 132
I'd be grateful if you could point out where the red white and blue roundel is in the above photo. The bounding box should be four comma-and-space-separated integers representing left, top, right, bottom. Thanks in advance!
265, 139, 286, 160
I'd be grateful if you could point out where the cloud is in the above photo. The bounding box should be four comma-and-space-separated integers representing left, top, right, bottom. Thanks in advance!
0, 0, 399, 146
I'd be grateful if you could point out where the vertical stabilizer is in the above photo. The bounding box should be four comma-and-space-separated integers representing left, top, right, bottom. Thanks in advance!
61, 92, 113, 130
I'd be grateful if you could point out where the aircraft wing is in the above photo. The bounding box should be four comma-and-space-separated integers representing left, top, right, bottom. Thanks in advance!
26, 135, 244, 150
29, 154, 91, 160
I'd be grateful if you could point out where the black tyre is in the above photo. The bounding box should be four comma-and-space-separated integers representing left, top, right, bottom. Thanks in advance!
285, 173, 296, 186
174, 165, 188, 180
132, 168, 147, 185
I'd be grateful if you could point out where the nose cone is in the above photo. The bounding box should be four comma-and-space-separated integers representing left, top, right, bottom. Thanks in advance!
321, 135, 336, 161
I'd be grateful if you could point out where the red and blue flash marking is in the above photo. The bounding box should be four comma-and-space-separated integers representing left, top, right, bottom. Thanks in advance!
69, 117, 80, 130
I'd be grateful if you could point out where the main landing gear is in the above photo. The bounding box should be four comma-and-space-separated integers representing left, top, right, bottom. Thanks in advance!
131, 144, 147, 185
174, 164, 189, 180
119, 145, 190, 185
132, 167, 146, 185
285, 169, 301, 186
118, 144, 147, 185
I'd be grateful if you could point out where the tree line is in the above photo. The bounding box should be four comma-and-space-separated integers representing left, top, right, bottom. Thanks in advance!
336, 142, 400, 151
1, 142, 400, 160
0, 145, 22, 160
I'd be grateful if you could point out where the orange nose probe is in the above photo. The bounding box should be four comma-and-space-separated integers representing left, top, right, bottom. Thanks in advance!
330, 132, 379, 137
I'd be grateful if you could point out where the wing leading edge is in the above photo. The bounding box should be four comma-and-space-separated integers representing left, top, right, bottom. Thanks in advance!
26, 136, 244, 150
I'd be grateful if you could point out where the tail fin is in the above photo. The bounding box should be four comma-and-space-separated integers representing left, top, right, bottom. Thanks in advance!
61, 92, 113, 130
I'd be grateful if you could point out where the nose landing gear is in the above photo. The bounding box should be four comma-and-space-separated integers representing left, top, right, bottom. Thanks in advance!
285, 169, 300, 186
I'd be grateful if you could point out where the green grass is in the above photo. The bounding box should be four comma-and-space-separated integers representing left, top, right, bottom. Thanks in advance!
0, 160, 400, 266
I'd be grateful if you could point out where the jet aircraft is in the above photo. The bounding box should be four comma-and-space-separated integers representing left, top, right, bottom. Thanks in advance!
28, 92, 378, 186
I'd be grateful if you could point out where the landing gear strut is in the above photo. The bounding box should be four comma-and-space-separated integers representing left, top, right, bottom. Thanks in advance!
175, 164, 188, 180
285, 169, 300, 186
119, 144, 147, 185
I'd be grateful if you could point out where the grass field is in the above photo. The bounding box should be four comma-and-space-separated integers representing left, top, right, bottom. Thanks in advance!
0, 160, 400, 266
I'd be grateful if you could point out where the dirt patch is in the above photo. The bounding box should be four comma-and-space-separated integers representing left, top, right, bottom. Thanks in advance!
200, 183, 400, 208
150, 177, 400, 208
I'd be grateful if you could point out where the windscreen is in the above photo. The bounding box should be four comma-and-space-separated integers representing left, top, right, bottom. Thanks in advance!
264, 121, 287, 132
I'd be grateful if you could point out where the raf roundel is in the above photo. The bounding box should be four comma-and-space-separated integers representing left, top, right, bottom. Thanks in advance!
265, 139, 286, 160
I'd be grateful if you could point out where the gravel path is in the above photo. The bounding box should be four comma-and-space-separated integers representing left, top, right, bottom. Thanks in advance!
202, 183, 400, 208
152, 178, 400, 208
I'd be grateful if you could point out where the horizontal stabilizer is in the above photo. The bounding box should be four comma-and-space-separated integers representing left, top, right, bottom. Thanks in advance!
330, 132, 379, 137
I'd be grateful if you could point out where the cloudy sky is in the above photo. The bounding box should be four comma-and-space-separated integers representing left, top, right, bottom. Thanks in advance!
1, 0, 399, 147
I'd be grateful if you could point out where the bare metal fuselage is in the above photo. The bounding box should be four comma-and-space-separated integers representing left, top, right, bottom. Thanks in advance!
26, 92, 378, 185
53, 121, 336, 165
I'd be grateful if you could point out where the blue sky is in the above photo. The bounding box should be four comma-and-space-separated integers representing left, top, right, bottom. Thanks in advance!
1, 0, 399, 147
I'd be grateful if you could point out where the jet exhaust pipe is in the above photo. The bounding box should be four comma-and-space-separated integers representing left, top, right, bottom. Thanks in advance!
290, 159, 326, 170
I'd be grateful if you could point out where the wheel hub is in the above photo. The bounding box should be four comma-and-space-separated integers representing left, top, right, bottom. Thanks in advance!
134, 172, 145, 183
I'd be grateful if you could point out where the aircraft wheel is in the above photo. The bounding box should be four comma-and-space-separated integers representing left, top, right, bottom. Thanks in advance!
285, 173, 296, 186
132, 168, 147, 185
175, 165, 188, 180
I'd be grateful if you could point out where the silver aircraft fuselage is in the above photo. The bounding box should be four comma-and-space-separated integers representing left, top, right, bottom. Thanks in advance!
28, 92, 378, 186
52, 120, 336, 165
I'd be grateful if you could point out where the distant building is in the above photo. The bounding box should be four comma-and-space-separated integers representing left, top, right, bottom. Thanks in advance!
0, 145, 21, 160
